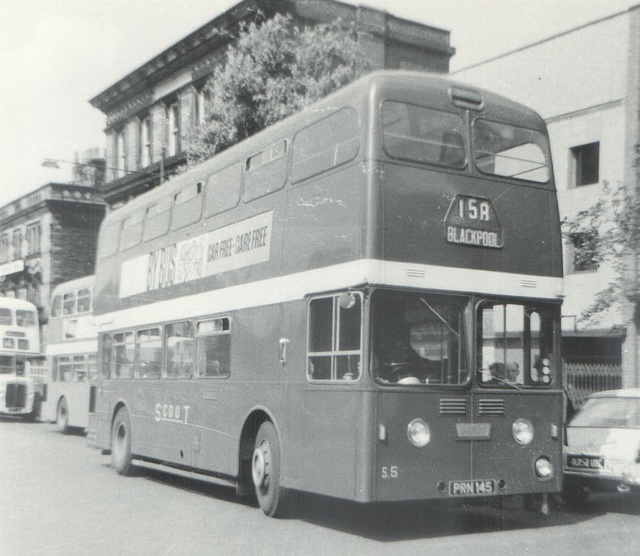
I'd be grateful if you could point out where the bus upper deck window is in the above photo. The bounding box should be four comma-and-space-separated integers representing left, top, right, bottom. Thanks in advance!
472, 119, 550, 184
63, 292, 76, 315
172, 182, 203, 230
99, 222, 121, 259
77, 289, 92, 314
0, 308, 12, 325
143, 197, 171, 241
291, 108, 360, 183
382, 101, 466, 169
120, 210, 144, 251
16, 310, 36, 327
51, 295, 63, 318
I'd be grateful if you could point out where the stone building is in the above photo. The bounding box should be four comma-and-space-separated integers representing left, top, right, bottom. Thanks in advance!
0, 180, 106, 353
455, 6, 640, 390
89, 0, 455, 207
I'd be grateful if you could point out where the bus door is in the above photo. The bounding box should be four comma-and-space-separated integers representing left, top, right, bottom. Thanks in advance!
188, 317, 238, 475
302, 292, 366, 500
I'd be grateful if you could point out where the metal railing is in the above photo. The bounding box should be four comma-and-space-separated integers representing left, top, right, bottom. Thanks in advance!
565, 362, 623, 410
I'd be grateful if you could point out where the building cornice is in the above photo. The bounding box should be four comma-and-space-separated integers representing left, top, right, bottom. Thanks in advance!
0, 183, 105, 228
90, 0, 453, 116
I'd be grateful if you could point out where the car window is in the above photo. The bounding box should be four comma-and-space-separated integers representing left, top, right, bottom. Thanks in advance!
570, 397, 640, 428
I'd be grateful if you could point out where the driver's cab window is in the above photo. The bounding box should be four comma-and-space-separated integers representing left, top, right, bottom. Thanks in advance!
373, 291, 468, 386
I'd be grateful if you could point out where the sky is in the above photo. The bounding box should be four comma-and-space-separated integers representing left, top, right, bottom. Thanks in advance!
1, 0, 638, 207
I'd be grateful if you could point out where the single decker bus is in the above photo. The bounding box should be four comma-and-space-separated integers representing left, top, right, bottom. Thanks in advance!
0, 297, 41, 418
92, 71, 564, 517
42, 275, 98, 433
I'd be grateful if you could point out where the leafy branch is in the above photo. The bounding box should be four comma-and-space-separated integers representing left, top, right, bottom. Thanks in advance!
184, 13, 372, 165
562, 181, 640, 325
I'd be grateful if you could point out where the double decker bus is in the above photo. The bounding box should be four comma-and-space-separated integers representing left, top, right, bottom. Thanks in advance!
0, 298, 41, 418
42, 275, 97, 433
93, 71, 564, 517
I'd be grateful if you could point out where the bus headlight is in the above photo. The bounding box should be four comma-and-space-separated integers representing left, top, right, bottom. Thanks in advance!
512, 418, 534, 445
407, 418, 431, 447
535, 456, 554, 479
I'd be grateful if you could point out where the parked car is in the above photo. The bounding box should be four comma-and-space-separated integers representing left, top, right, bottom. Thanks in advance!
563, 388, 640, 506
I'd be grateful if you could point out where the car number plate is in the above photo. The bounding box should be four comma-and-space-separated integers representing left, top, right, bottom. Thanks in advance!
449, 479, 496, 496
567, 456, 605, 470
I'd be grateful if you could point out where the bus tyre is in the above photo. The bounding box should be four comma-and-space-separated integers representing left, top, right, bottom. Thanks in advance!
112, 407, 135, 476
56, 398, 69, 434
252, 421, 287, 517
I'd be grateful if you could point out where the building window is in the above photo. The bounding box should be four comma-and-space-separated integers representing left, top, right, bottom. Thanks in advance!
166, 102, 180, 157
139, 116, 152, 168
25, 223, 42, 256
115, 128, 126, 179
195, 87, 210, 127
569, 231, 599, 272
0, 235, 9, 264
571, 142, 599, 186
12, 229, 22, 260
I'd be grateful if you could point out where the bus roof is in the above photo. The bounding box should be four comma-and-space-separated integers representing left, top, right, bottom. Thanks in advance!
51, 275, 95, 297
0, 298, 38, 312
99, 69, 548, 230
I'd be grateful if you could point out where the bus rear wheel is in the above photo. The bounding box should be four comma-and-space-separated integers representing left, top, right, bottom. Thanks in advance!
252, 421, 286, 517
56, 398, 69, 434
112, 407, 134, 476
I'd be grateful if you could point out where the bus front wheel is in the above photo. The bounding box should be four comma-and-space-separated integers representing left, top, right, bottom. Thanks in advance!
56, 398, 69, 434
252, 421, 286, 517
112, 407, 134, 476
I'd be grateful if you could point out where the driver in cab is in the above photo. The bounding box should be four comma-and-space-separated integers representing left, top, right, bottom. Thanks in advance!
375, 310, 436, 385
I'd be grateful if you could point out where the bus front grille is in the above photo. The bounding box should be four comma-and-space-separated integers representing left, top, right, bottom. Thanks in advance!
439, 398, 468, 415
478, 398, 505, 415
5, 383, 28, 409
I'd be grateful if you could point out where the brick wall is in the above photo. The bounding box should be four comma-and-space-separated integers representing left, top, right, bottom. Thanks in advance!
48, 204, 105, 286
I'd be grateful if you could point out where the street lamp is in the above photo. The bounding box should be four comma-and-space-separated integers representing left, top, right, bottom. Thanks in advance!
41, 158, 159, 180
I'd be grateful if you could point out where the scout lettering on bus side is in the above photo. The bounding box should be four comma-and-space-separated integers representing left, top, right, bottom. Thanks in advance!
444, 194, 504, 249
155, 403, 191, 424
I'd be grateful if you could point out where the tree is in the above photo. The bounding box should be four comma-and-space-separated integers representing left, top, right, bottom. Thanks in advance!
563, 181, 640, 325
185, 13, 372, 164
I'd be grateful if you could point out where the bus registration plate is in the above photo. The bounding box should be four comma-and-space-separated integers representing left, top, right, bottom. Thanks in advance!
449, 479, 495, 496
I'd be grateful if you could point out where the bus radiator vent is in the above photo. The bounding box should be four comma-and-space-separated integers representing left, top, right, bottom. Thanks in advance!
520, 279, 537, 289
5, 383, 27, 409
478, 398, 505, 416
439, 398, 468, 415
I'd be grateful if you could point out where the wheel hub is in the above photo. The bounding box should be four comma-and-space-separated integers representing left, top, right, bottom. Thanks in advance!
252, 441, 271, 488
